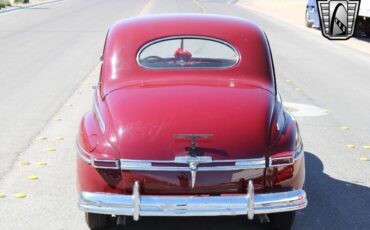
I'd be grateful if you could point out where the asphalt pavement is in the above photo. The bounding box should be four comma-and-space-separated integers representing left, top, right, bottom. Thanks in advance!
0, 0, 370, 229
0, 0, 149, 178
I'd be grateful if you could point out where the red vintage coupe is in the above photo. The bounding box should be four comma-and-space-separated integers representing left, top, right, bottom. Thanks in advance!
76, 14, 307, 230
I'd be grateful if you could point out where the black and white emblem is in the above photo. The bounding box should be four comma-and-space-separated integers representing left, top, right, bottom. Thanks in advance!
317, 0, 361, 40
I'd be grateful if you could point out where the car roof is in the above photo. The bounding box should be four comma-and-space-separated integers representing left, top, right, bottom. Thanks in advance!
100, 14, 275, 97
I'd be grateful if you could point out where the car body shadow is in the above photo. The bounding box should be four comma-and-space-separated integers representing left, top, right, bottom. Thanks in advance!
294, 152, 370, 230
108, 216, 265, 230
102, 151, 370, 230
354, 35, 370, 43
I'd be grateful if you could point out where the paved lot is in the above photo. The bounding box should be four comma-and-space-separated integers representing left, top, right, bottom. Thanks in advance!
0, 0, 370, 229
0, 0, 149, 179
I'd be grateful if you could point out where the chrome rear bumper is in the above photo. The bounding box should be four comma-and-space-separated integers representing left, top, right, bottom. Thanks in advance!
79, 181, 307, 221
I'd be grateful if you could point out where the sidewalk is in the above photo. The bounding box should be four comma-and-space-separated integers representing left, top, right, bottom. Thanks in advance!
0, 0, 60, 14
238, 0, 370, 56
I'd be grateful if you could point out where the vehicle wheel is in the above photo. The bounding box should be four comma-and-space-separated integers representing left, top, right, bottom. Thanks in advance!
305, 10, 313, 28
268, 211, 295, 230
85, 212, 112, 230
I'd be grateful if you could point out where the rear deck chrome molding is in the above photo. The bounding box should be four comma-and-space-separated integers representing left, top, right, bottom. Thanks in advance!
79, 180, 307, 220
120, 156, 266, 171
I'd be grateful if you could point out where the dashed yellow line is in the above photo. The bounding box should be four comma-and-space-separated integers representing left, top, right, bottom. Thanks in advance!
47, 147, 56, 152
346, 144, 356, 149
36, 136, 47, 141
322, 109, 329, 114
19, 161, 31, 166
139, 0, 155, 16
37, 161, 47, 166
84, 80, 92, 85
28, 175, 39, 180
14, 193, 26, 199
193, 0, 207, 13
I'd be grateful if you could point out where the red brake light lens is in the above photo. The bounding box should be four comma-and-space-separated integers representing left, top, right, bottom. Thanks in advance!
269, 151, 294, 167
76, 140, 120, 169
92, 159, 119, 169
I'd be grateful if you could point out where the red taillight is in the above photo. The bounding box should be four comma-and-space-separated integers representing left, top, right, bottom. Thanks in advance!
92, 159, 119, 169
77, 144, 120, 169
269, 151, 294, 167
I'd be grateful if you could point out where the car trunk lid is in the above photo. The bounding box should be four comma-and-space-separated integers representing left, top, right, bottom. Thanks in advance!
105, 84, 274, 194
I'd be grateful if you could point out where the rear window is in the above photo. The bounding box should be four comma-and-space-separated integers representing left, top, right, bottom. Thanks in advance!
137, 36, 239, 69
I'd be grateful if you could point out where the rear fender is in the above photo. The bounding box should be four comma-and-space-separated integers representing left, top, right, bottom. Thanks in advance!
77, 108, 122, 193
265, 112, 305, 191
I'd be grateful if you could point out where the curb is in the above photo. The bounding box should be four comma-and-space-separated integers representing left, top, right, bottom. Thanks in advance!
0, 0, 63, 14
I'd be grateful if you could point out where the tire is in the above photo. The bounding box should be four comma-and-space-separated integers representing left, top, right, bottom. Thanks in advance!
85, 212, 111, 230
268, 211, 296, 230
305, 10, 313, 28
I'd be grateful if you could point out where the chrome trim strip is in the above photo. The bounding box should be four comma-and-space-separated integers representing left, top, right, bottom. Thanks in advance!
175, 156, 213, 163
294, 143, 304, 161
93, 91, 106, 133
174, 134, 214, 139
235, 159, 266, 167
276, 94, 285, 132
120, 157, 266, 172
120, 158, 266, 164
76, 143, 92, 164
79, 182, 307, 217
136, 35, 240, 70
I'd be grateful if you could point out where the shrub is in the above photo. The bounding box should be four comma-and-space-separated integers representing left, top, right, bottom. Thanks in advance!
14, 0, 29, 3
0, 0, 10, 9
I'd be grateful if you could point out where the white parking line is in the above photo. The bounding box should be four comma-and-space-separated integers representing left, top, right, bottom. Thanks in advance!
284, 102, 328, 117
